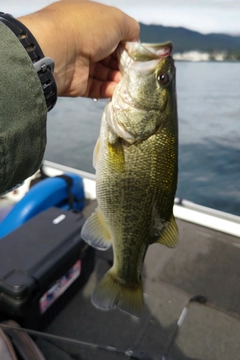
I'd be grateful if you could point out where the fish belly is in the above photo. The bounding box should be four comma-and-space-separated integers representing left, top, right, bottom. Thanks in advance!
97, 118, 177, 279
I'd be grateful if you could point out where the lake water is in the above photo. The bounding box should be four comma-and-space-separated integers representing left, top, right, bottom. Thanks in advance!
45, 61, 240, 216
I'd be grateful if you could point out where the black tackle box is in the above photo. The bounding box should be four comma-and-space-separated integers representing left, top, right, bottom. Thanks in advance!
0, 207, 95, 330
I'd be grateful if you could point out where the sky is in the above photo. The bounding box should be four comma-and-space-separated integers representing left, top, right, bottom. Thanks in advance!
1, 0, 240, 35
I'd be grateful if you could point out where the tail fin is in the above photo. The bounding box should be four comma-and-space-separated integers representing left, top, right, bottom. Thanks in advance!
91, 268, 143, 317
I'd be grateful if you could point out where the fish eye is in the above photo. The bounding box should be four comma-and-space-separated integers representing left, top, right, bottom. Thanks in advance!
157, 71, 170, 86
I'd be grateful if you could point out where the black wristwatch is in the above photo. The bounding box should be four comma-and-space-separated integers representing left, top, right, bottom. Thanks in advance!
0, 12, 57, 111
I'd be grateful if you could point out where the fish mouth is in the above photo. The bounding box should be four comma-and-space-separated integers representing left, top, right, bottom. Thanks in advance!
118, 41, 173, 76
119, 41, 173, 63
129, 42, 173, 59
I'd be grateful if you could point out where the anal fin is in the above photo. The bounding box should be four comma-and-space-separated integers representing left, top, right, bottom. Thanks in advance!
155, 213, 178, 248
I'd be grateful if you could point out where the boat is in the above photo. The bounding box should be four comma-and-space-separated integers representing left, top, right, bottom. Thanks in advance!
0, 159, 240, 360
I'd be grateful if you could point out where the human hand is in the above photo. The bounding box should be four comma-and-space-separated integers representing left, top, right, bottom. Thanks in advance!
19, 0, 140, 99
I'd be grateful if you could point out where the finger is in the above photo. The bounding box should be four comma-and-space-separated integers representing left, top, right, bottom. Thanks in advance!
118, 12, 140, 42
90, 62, 122, 83
83, 79, 118, 99
100, 55, 119, 71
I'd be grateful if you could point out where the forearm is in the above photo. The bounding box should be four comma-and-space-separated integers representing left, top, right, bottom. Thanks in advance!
0, 22, 47, 195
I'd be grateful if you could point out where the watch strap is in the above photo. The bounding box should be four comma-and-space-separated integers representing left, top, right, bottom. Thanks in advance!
0, 12, 57, 111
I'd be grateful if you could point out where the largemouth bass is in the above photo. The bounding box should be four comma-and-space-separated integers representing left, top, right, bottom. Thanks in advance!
81, 41, 178, 316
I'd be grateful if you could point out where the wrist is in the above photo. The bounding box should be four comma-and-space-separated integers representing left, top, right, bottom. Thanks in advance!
0, 12, 57, 111
18, 8, 74, 97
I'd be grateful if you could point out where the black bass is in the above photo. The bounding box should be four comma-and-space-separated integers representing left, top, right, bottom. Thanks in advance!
81, 41, 178, 316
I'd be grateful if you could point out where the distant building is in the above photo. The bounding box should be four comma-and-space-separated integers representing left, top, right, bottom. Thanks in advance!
173, 51, 231, 62
173, 51, 210, 61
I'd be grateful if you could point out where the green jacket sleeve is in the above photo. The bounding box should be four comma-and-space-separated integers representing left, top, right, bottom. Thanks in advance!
0, 22, 47, 195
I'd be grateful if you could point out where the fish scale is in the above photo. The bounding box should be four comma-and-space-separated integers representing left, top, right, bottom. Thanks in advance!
81, 41, 178, 316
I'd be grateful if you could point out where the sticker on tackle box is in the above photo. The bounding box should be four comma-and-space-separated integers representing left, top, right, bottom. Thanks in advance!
39, 260, 81, 314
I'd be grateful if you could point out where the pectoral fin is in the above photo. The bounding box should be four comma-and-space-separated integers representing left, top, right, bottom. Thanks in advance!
155, 214, 178, 248
81, 208, 112, 250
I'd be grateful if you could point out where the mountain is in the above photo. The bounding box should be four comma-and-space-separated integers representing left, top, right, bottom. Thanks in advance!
140, 23, 240, 55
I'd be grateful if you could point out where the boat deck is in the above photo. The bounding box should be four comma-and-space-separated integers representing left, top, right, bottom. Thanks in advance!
33, 199, 240, 360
